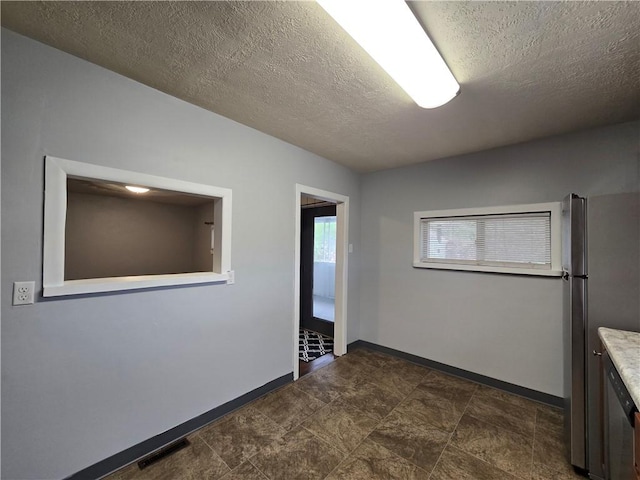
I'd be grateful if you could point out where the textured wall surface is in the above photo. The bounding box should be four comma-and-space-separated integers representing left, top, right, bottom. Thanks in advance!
359, 121, 639, 397
1, 29, 361, 480
1, 1, 638, 172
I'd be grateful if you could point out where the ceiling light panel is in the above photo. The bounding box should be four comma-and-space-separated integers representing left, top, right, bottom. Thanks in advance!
125, 186, 150, 194
317, 0, 460, 108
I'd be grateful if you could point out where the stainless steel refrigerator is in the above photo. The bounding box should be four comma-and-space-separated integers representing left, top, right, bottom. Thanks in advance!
563, 192, 640, 479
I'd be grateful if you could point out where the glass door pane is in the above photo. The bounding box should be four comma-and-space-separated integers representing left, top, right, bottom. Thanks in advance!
313, 216, 336, 321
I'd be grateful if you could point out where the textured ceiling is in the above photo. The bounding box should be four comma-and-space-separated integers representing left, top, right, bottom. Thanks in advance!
2, 1, 639, 172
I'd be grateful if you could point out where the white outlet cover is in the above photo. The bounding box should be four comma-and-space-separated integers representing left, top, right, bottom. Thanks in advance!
13, 281, 35, 305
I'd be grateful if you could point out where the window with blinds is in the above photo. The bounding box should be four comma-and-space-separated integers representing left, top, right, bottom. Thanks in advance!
413, 203, 562, 276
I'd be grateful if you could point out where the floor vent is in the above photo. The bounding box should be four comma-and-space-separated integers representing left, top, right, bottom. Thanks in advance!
137, 438, 190, 470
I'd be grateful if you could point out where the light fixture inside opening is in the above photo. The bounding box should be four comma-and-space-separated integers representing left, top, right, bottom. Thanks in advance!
125, 186, 150, 194
317, 0, 460, 108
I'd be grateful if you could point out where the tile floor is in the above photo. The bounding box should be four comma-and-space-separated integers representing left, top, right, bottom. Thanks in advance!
105, 348, 585, 480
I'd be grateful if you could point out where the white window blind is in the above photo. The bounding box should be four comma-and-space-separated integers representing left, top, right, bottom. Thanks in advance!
413, 202, 562, 276
421, 213, 551, 269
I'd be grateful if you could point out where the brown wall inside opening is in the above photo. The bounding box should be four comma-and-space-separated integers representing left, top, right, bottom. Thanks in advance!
65, 192, 214, 280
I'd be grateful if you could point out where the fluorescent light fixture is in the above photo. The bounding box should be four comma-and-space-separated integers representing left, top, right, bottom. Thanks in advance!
125, 186, 150, 194
317, 0, 460, 108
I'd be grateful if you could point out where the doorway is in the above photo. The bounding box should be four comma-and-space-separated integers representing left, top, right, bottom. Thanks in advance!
293, 185, 349, 380
301, 203, 336, 338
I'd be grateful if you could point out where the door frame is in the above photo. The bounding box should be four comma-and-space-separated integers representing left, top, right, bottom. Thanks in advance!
293, 184, 349, 380
300, 204, 337, 337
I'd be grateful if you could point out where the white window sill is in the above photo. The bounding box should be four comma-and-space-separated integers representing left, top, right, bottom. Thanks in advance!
413, 262, 563, 277
43, 271, 230, 297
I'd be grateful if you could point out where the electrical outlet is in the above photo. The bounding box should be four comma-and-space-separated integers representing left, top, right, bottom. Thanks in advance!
227, 270, 235, 285
13, 281, 35, 306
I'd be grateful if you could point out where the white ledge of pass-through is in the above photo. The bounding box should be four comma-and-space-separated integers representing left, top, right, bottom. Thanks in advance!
43, 271, 229, 297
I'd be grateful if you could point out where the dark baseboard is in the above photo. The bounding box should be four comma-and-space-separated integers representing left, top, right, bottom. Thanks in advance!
66, 372, 293, 480
347, 340, 563, 408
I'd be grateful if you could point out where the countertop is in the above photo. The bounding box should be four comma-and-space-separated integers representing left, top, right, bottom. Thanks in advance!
598, 327, 640, 408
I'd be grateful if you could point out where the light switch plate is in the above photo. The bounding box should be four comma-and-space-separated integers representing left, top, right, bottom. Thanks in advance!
227, 270, 235, 285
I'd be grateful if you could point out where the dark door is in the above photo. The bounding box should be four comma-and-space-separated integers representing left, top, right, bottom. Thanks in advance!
300, 204, 336, 338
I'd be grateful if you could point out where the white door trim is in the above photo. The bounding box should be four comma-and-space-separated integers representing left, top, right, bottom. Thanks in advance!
293, 184, 349, 380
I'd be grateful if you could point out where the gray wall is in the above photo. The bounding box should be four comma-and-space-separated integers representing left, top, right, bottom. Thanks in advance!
1, 29, 361, 480
359, 121, 639, 398
586, 192, 640, 477
65, 192, 203, 279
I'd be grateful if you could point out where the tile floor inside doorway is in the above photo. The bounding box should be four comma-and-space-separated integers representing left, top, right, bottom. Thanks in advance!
106, 348, 583, 480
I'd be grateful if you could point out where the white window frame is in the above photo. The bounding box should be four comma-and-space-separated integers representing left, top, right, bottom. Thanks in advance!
413, 202, 562, 276
43, 156, 233, 297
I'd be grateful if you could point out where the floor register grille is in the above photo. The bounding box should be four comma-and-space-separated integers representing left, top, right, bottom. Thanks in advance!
137, 438, 190, 470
